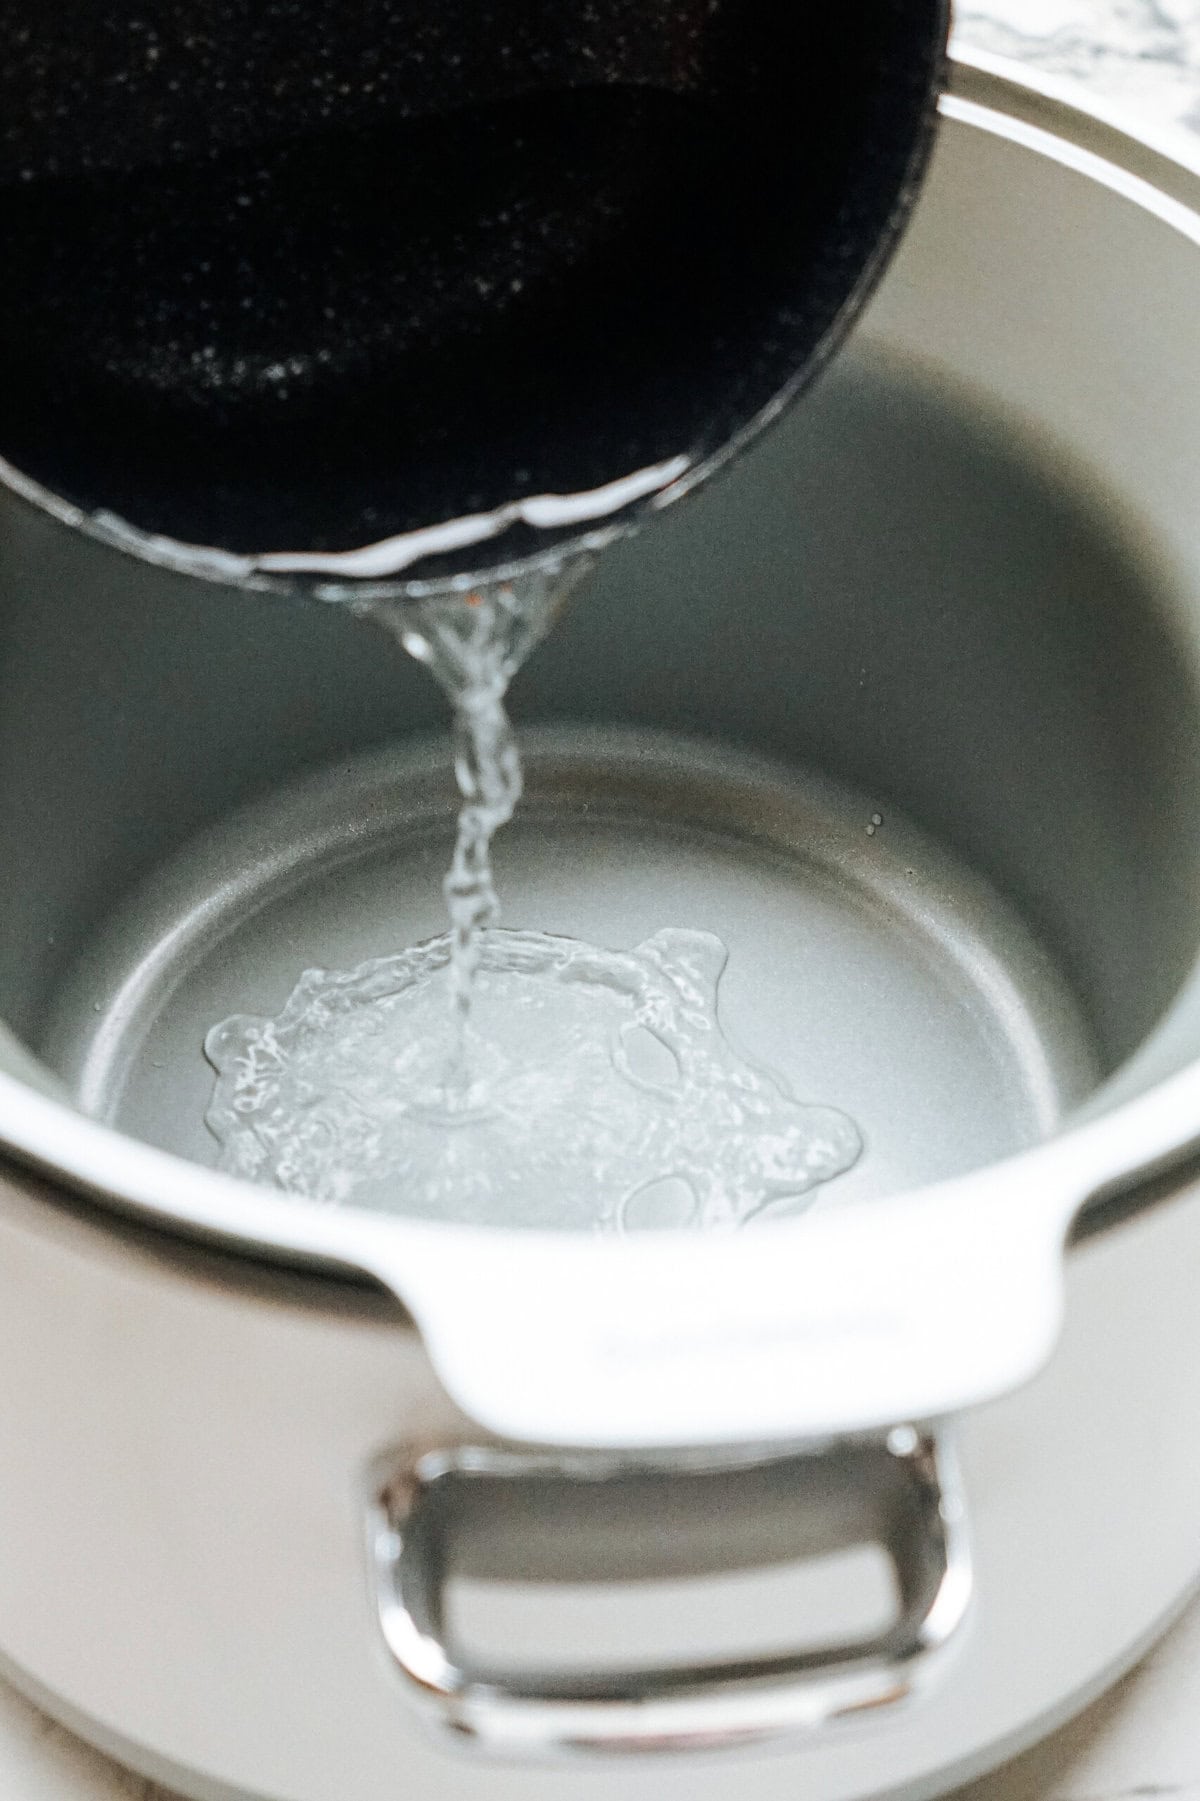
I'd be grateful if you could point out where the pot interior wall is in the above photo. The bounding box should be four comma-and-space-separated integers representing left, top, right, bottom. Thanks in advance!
1, 340, 1198, 1109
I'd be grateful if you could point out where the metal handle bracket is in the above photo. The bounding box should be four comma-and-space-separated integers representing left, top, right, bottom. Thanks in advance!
369, 1427, 970, 1759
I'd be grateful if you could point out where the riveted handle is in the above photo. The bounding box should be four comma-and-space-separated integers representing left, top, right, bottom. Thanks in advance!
369, 1427, 970, 1759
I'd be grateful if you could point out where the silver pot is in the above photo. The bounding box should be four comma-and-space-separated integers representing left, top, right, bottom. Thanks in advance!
2, 53, 1200, 1801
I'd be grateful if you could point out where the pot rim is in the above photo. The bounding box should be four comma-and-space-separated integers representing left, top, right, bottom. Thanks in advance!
3, 53, 1200, 1448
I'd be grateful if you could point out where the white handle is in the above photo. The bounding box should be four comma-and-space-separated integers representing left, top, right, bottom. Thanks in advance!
363, 1158, 1083, 1449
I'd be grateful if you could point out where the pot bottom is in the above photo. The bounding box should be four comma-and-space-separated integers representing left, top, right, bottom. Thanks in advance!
41, 726, 1098, 1220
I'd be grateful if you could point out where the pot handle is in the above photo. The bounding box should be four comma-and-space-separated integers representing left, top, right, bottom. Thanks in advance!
369, 1427, 970, 1758
367, 1159, 1084, 1448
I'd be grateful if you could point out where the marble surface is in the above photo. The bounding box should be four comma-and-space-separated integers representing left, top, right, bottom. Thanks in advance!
3, 6, 1200, 1801
957, 0, 1200, 132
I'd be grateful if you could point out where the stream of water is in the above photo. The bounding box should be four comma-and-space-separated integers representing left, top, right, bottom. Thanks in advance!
205, 563, 863, 1230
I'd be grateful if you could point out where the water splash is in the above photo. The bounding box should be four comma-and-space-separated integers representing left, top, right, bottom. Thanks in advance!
205, 926, 862, 1232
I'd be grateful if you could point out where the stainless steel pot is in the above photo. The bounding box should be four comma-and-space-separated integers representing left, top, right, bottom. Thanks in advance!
1, 53, 1200, 1801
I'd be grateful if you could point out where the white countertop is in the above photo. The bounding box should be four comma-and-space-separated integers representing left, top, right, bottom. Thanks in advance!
4, 6, 1200, 1800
